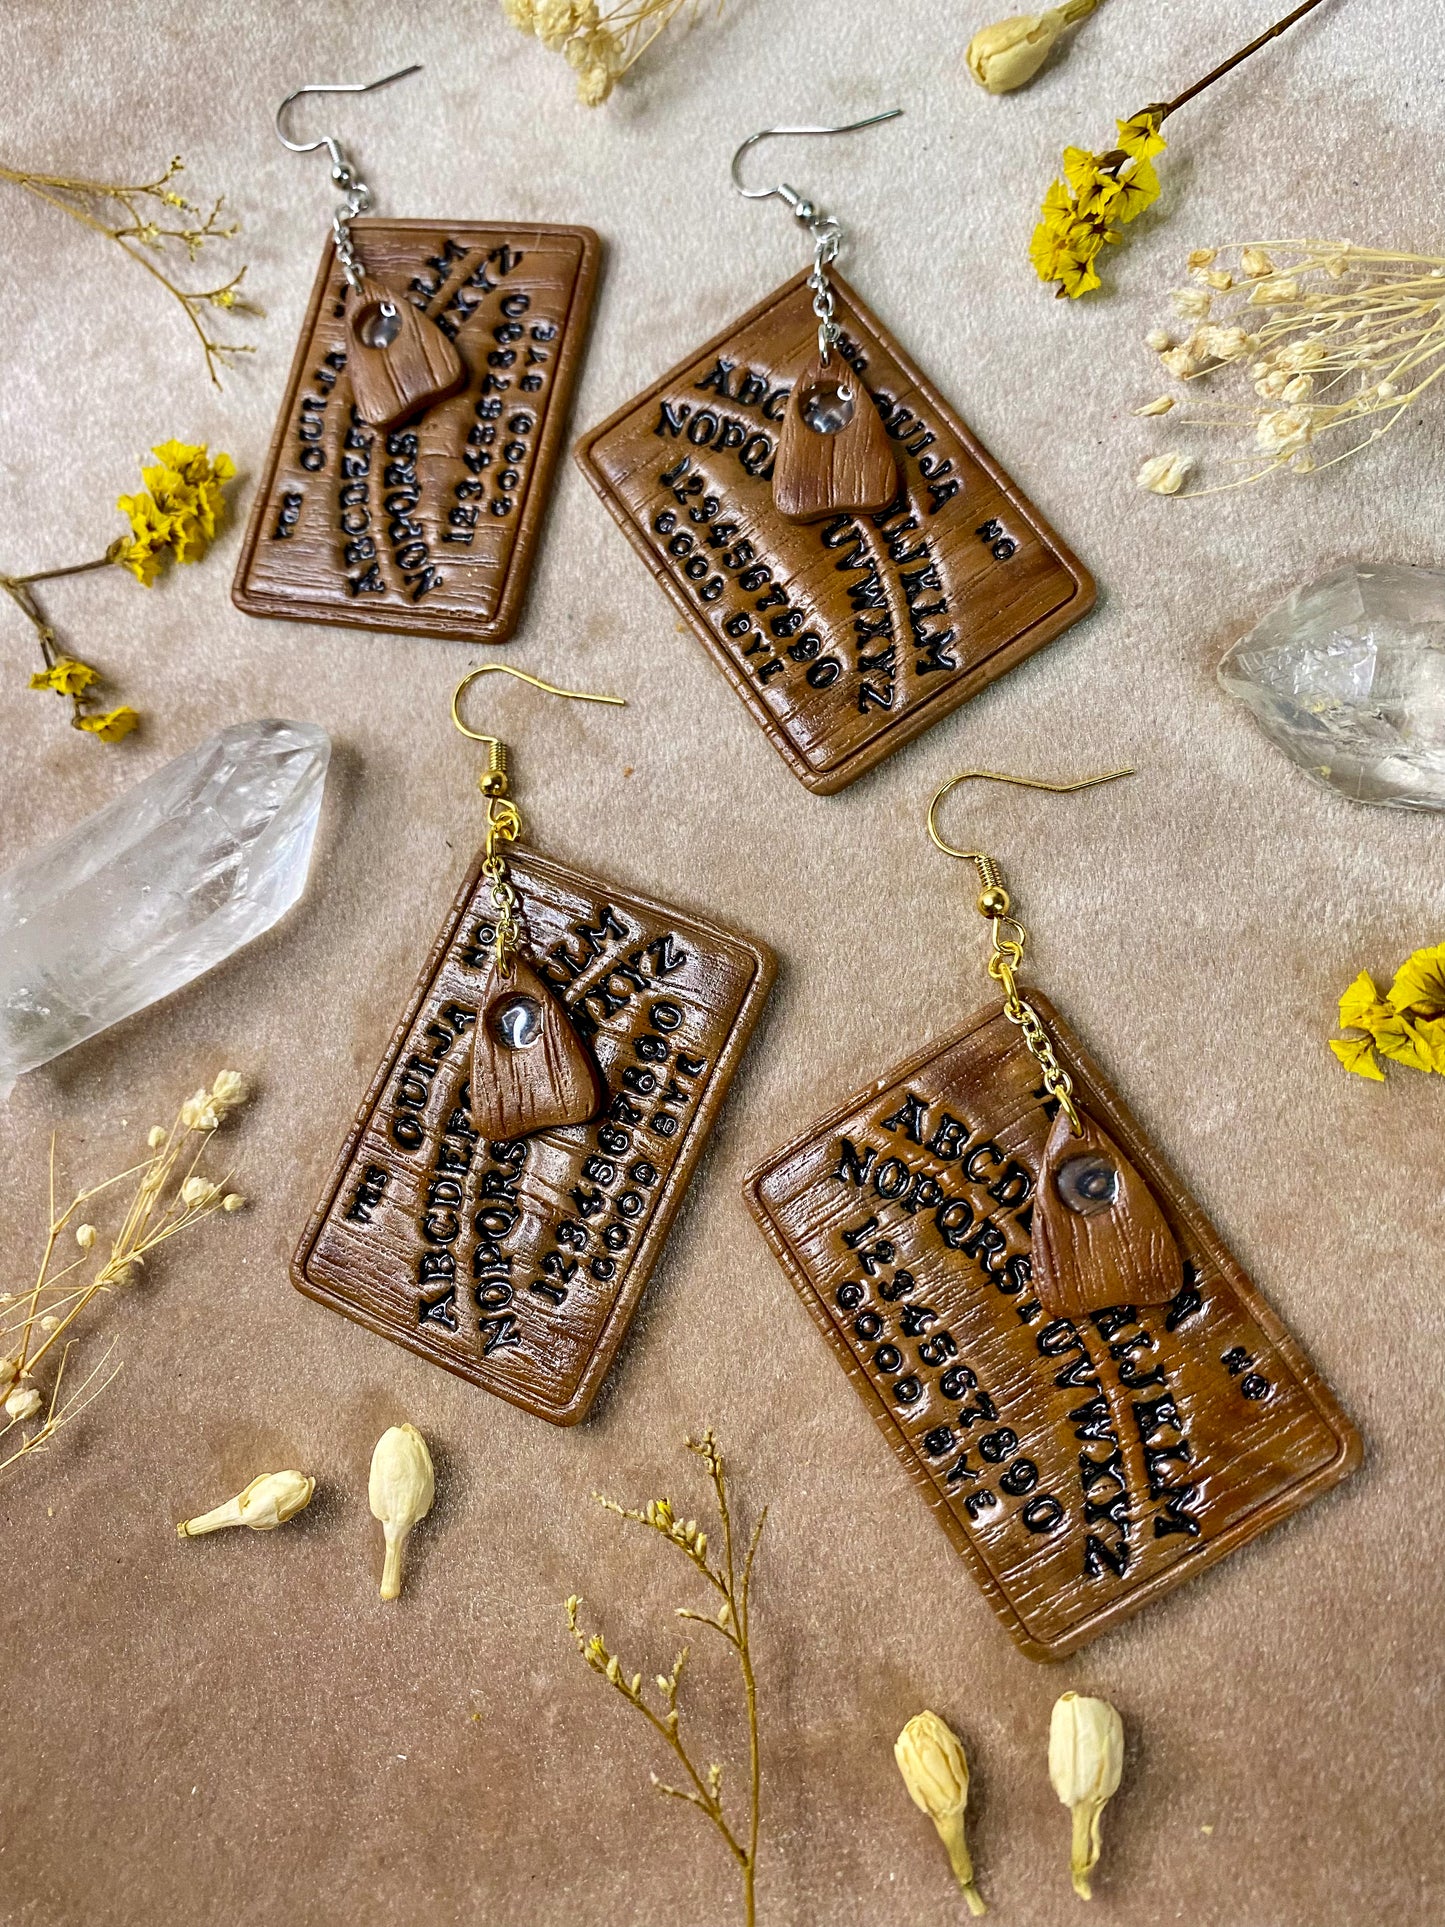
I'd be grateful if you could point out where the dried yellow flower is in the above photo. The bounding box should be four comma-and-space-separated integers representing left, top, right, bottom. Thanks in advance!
1255, 406, 1316, 454
1133, 395, 1175, 416
1201, 268, 1234, 290
0, 1356, 17, 1394
369, 1422, 435, 1600
1136, 451, 1192, 494
147, 1125, 168, 1149
895, 1711, 986, 1914
1143, 327, 1172, 351
1186, 247, 1217, 269
1159, 346, 1200, 380
180, 1176, 221, 1209
1240, 246, 1275, 277
221, 1193, 245, 1213
75, 1223, 97, 1249
1049, 1692, 1124, 1901
177, 1469, 315, 1537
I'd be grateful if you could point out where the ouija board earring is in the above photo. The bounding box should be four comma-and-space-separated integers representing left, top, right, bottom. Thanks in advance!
745, 767, 1359, 1660
293, 665, 774, 1424
233, 65, 599, 643
577, 114, 1094, 794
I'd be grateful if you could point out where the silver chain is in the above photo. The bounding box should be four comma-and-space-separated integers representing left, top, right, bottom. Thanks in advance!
329, 155, 373, 295
786, 196, 844, 364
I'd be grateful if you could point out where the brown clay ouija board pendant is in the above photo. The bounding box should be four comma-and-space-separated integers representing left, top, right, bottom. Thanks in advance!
576, 270, 1095, 793
294, 849, 773, 1424
234, 219, 599, 643
744, 993, 1360, 1660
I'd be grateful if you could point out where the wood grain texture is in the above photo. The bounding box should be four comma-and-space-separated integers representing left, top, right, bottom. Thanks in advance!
743, 992, 1361, 1660
1032, 1105, 1184, 1321
469, 951, 605, 1138
233, 219, 599, 642
772, 346, 899, 522
345, 275, 466, 431
575, 269, 1095, 792
294, 847, 774, 1425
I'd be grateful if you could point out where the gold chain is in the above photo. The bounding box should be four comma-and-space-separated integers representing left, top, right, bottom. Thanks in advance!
974, 865, 1083, 1136
479, 741, 523, 977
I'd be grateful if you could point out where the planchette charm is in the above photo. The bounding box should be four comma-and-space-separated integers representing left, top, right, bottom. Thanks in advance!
344, 274, 466, 432
772, 344, 898, 522
1031, 1105, 1183, 1323
471, 949, 604, 1139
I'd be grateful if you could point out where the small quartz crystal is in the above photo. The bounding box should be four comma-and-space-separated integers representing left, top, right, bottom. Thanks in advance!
0, 719, 329, 1094
1219, 565, 1445, 809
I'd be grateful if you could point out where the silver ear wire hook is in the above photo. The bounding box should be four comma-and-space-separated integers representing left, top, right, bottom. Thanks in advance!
729, 108, 902, 364
274, 64, 422, 294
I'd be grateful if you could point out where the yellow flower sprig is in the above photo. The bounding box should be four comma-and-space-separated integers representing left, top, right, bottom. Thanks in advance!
565, 1431, 766, 1926
1331, 944, 1445, 1082
4, 440, 234, 745
0, 154, 258, 385
1134, 242, 1445, 495
502, 0, 724, 106
1031, 0, 1334, 299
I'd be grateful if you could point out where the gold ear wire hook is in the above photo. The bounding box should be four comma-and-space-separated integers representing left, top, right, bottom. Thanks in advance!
926, 767, 1136, 868
450, 662, 626, 798
926, 765, 1135, 1138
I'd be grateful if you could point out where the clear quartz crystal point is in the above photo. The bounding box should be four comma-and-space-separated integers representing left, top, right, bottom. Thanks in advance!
1218, 564, 1445, 809
0, 719, 329, 1094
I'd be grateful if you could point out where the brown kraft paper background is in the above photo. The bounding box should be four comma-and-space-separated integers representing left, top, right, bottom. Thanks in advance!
0, 3, 1441, 1924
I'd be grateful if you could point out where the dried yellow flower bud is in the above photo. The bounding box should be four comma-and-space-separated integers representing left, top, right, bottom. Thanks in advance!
5, 1383, 42, 1423
222, 1193, 246, 1213
181, 1176, 221, 1209
1186, 248, 1217, 269
369, 1422, 435, 1600
177, 1469, 315, 1537
1136, 452, 1192, 494
0, 1355, 17, 1395
1144, 328, 1173, 352
894, 1711, 986, 1915
75, 1223, 97, 1249
966, 10, 1063, 92
1240, 246, 1275, 278
1049, 1693, 1124, 1901
1133, 396, 1175, 417
1159, 347, 1199, 380
147, 1125, 168, 1149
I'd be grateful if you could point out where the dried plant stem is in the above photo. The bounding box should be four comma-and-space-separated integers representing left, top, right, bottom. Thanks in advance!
1155, 0, 1334, 121
2, 548, 124, 679
0, 156, 256, 386
567, 1431, 765, 1926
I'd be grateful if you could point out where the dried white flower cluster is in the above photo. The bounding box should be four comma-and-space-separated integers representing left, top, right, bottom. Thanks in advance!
501, 0, 711, 106
1135, 241, 1445, 494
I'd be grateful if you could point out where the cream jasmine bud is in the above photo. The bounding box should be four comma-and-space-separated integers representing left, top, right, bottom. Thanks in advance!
1048, 1692, 1124, 1900
177, 1469, 315, 1537
368, 1422, 435, 1600
75, 1223, 97, 1249
966, 0, 1099, 92
894, 1710, 987, 1915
